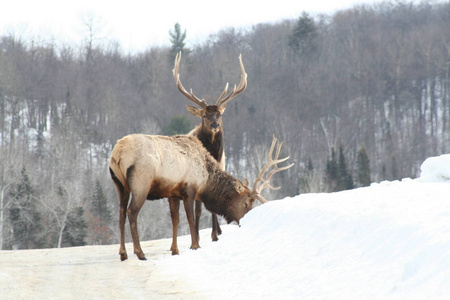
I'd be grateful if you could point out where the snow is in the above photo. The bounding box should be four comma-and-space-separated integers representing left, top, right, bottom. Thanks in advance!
1, 154, 450, 299
417, 154, 450, 183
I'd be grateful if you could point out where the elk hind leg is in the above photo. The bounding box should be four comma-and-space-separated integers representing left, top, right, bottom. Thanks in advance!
110, 168, 130, 261
118, 190, 130, 261
127, 193, 147, 260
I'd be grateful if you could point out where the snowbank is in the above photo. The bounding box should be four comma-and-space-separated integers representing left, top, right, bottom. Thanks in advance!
157, 154, 450, 299
417, 154, 450, 183
1, 154, 449, 299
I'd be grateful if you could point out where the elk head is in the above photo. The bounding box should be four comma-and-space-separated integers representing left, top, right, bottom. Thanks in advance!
251, 135, 295, 204
173, 52, 247, 136
224, 136, 294, 223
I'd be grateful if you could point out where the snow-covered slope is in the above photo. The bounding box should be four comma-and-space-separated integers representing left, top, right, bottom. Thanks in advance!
157, 154, 450, 299
1, 154, 449, 299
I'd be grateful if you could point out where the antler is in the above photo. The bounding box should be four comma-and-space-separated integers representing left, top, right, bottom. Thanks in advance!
253, 136, 294, 203
216, 54, 248, 108
173, 52, 208, 109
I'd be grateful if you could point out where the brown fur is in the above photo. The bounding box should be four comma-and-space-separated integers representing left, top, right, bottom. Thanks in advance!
173, 53, 247, 242
109, 134, 256, 261
184, 105, 226, 242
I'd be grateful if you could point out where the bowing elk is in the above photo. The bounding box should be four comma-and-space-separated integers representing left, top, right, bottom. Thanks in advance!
109, 134, 293, 260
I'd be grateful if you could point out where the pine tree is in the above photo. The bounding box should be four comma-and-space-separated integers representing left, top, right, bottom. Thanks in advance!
356, 146, 371, 187
89, 180, 112, 244
163, 115, 191, 135
63, 206, 87, 247
169, 23, 191, 63
299, 157, 315, 194
306, 157, 314, 174
325, 146, 354, 192
325, 148, 339, 191
91, 180, 111, 224
8, 167, 43, 249
338, 145, 354, 190
288, 12, 318, 57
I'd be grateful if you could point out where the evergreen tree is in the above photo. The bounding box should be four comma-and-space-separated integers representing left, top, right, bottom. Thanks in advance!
8, 167, 43, 249
89, 180, 112, 244
325, 146, 354, 192
325, 148, 339, 191
356, 146, 371, 187
163, 115, 191, 135
299, 157, 315, 194
91, 180, 111, 223
306, 157, 314, 174
338, 145, 354, 190
169, 23, 191, 63
288, 12, 318, 57
63, 206, 87, 247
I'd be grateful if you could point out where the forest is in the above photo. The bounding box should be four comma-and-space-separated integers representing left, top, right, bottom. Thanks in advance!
1, 1, 449, 249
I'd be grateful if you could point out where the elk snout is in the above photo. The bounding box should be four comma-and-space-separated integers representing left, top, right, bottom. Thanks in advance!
211, 123, 220, 129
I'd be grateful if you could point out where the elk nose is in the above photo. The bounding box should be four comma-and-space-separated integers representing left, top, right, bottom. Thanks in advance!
211, 123, 219, 129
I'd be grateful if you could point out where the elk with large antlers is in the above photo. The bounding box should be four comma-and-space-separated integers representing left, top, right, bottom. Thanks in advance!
172, 52, 247, 241
109, 134, 292, 260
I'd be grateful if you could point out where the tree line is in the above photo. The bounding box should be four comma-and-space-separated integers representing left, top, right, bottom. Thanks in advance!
1, 1, 449, 249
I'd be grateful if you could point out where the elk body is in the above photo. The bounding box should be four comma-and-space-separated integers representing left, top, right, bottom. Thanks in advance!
172, 52, 247, 241
109, 134, 292, 261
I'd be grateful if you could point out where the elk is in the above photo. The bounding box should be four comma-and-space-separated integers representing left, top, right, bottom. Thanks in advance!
172, 51, 247, 241
109, 134, 293, 261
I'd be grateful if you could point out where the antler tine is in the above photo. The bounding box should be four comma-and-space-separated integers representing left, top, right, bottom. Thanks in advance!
256, 162, 295, 194
216, 54, 248, 107
173, 52, 208, 109
253, 136, 294, 203
216, 82, 229, 104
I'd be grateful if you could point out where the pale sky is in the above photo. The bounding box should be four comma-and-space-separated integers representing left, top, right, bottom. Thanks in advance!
1, 0, 386, 53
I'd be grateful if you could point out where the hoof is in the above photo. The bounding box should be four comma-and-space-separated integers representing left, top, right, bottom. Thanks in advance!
138, 256, 147, 261
171, 249, 179, 255
190, 245, 201, 250
211, 234, 219, 242
120, 253, 128, 261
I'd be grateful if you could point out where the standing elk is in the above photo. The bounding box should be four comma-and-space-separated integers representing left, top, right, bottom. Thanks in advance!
109, 134, 293, 260
172, 52, 247, 241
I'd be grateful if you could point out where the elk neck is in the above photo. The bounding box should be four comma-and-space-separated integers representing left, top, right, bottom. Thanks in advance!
198, 157, 237, 218
196, 126, 224, 162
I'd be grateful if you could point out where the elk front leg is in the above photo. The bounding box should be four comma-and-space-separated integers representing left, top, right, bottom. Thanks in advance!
211, 214, 222, 242
168, 197, 180, 255
183, 188, 200, 250
194, 199, 202, 239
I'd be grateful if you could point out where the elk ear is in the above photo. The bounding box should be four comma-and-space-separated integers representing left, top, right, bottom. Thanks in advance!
186, 105, 203, 118
218, 106, 226, 115
235, 179, 245, 193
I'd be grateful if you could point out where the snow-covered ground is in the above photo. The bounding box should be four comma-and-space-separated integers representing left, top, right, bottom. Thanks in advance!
1, 154, 450, 299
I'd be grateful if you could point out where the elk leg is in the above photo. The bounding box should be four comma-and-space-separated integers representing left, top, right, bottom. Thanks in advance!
127, 194, 146, 260
183, 187, 200, 250
113, 180, 130, 261
211, 214, 222, 242
194, 199, 202, 239
168, 197, 180, 255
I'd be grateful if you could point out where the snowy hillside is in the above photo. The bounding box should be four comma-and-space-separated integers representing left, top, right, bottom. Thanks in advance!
157, 154, 450, 299
1, 154, 449, 299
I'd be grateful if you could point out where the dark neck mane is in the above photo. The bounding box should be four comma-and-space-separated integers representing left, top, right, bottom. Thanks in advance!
198, 157, 237, 219
195, 127, 224, 162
